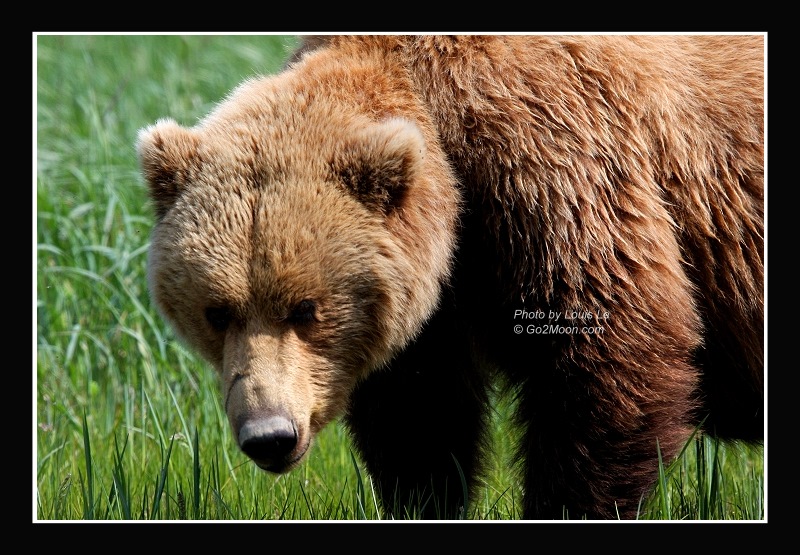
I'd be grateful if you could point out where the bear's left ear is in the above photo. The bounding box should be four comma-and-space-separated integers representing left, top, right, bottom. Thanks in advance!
332, 118, 425, 214
136, 119, 200, 220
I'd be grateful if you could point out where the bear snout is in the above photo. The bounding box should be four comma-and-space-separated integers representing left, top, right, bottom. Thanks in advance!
237, 414, 303, 473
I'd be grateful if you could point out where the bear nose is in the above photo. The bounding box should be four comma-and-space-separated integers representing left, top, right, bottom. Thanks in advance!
237, 415, 298, 471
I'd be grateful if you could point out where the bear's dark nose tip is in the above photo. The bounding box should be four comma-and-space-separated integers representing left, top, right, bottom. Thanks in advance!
238, 415, 298, 471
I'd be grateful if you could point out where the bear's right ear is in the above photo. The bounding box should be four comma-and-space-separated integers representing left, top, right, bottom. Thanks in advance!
136, 119, 199, 219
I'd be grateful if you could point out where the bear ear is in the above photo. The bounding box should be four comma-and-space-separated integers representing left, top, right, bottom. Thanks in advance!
136, 119, 200, 219
333, 118, 425, 214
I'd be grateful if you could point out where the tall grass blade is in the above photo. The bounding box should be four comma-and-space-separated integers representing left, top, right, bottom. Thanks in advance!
193, 427, 201, 520
451, 453, 469, 520
349, 450, 367, 520
111, 434, 132, 519
696, 436, 708, 519
656, 438, 670, 519
81, 411, 95, 520
149, 436, 175, 520
299, 479, 315, 520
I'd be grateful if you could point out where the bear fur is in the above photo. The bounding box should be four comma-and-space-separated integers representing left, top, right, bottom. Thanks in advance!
138, 35, 764, 520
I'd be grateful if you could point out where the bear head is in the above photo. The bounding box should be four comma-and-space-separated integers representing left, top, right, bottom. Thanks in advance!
137, 72, 459, 472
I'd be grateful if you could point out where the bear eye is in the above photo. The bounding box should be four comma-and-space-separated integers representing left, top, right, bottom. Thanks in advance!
286, 299, 317, 325
205, 306, 232, 333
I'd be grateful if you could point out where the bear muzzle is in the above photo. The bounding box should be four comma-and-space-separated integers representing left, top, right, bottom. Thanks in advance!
237, 414, 308, 473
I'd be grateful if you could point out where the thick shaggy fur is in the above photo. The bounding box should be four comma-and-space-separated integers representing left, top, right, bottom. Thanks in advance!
138, 35, 764, 520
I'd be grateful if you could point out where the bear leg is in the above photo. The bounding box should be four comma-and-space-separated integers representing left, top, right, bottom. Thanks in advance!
344, 307, 491, 520
513, 358, 697, 520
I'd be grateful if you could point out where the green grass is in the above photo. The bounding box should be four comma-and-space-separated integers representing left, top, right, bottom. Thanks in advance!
35, 34, 765, 521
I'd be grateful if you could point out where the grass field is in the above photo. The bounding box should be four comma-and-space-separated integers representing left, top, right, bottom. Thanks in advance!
34, 34, 765, 521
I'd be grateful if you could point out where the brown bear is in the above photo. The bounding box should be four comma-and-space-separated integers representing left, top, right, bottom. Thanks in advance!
137, 35, 764, 520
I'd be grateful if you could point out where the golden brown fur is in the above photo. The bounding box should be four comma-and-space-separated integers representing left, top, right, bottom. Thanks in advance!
139, 35, 764, 519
